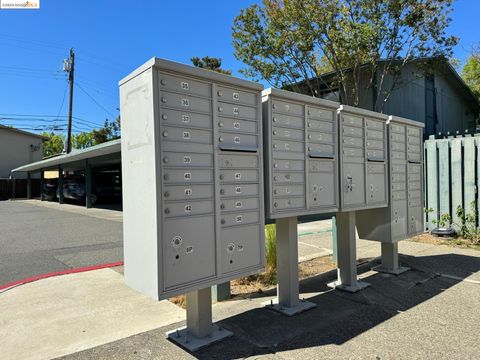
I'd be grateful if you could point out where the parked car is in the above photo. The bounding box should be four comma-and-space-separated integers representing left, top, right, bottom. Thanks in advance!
57, 176, 97, 204
42, 179, 58, 201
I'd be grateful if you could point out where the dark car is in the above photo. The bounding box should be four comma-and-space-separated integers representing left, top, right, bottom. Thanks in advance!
57, 176, 97, 204
43, 178, 58, 201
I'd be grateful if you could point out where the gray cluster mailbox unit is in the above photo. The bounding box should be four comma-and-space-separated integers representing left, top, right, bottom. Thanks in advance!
357, 115, 425, 242
338, 105, 389, 211
119, 58, 265, 301
262, 88, 340, 219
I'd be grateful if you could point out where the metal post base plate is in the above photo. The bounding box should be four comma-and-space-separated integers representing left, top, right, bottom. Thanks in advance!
327, 280, 370, 293
263, 298, 316, 316
166, 325, 233, 352
372, 265, 410, 275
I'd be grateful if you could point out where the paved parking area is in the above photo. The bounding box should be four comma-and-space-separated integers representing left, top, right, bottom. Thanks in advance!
0, 200, 123, 286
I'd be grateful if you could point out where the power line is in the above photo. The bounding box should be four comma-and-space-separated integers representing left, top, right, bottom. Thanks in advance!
74, 81, 117, 118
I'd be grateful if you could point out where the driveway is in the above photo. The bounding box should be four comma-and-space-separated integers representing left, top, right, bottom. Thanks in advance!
0, 200, 123, 286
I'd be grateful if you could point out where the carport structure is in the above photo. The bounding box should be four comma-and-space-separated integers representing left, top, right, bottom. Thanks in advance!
12, 139, 121, 208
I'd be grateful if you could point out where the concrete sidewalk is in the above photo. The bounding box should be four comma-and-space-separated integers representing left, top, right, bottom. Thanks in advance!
1, 237, 479, 359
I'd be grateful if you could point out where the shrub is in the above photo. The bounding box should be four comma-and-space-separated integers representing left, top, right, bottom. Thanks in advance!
265, 224, 277, 274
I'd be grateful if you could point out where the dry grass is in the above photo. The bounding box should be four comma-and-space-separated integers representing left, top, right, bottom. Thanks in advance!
410, 232, 480, 250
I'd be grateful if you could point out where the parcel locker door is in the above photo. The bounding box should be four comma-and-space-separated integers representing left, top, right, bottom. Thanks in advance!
342, 163, 365, 206
366, 163, 387, 205
221, 224, 262, 274
308, 171, 335, 208
391, 200, 407, 239
163, 215, 216, 289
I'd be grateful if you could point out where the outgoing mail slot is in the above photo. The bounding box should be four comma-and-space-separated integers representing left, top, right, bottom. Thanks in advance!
366, 119, 384, 131
272, 99, 304, 116
343, 136, 363, 148
159, 72, 211, 98
218, 117, 257, 133
221, 210, 260, 227
217, 102, 256, 120
163, 215, 216, 289
163, 184, 214, 201
308, 143, 335, 157
342, 114, 363, 127
307, 119, 334, 132
164, 200, 214, 218
273, 172, 305, 183
309, 172, 335, 207
308, 131, 334, 144
272, 126, 304, 141
161, 126, 212, 144
160, 108, 212, 129
273, 184, 304, 197
162, 152, 212, 167
221, 197, 259, 212
160, 91, 211, 113
163, 169, 213, 184
219, 169, 258, 183
272, 140, 304, 153
273, 197, 305, 210
272, 113, 304, 128
219, 154, 259, 168
366, 139, 384, 149
307, 106, 334, 121
221, 224, 261, 274
308, 159, 334, 172
273, 159, 304, 171
220, 184, 259, 198
343, 125, 363, 137
219, 131, 257, 149
366, 129, 384, 140
217, 86, 257, 106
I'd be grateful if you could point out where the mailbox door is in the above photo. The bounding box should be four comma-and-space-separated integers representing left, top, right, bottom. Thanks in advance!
342, 163, 365, 206
366, 163, 387, 205
308, 171, 335, 208
221, 224, 262, 274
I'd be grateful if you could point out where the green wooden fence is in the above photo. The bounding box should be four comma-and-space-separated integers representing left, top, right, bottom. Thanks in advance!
424, 134, 479, 231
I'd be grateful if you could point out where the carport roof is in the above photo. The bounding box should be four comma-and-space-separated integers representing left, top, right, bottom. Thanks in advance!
12, 139, 121, 173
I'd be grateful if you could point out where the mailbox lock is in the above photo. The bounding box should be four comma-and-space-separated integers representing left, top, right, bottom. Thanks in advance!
274, 176, 278, 181
163, 157, 168, 163
273, 144, 278, 149
346, 175, 354, 192
161, 97, 167, 103
164, 208, 170, 214
219, 174, 224, 180
160, 79, 166, 85
220, 189, 225, 195
220, 204, 225, 209
218, 122, 224, 127
221, 218, 226, 224
163, 174, 169, 180
308, 147, 312, 151
218, 106, 223, 112
162, 114, 168, 120
274, 163, 278, 168
219, 137, 223, 142
162, 131, 168, 137
273, 189, 277, 194
274, 202, 278, 208
217, 90, 223, 97
164, 191, 170, 198
308, 122, 311, 127
308, 135, 312, 139
273, 117, 277, 122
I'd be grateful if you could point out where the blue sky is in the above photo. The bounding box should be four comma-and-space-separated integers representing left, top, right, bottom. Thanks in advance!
0, 0, 478, 136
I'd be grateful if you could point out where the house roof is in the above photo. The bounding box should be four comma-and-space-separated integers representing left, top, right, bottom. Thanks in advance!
11, 139, 121, 172
309, 57, 480, 111
0, 124, 49, 141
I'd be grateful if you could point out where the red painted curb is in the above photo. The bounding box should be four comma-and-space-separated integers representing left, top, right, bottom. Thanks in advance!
0, 260, 124, 291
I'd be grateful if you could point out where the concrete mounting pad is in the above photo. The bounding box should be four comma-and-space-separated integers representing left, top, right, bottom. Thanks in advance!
372, 264, 411, 275
264, 299, 317, 316
327, 280, 371, 293
0, 268, 184, 360
166, 325, 233, 352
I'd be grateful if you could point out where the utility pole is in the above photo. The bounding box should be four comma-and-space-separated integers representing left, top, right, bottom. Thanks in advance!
65, 48, 75, 153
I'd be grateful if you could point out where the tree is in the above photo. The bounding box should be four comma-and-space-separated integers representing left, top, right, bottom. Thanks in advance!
41, 132, 65, 157
462, 44, 480, 99
72, 116, 121, 150
232, 0, 458, 111
191, 56, 232, 75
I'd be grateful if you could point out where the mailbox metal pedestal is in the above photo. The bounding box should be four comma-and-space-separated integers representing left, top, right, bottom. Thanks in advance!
328, 212, 370, 293
373, 242, 410, 275
265, 217, 316, 316
167, 287, 233, 352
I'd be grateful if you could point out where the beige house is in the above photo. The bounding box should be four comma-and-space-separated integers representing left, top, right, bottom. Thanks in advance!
0, 125, 47, 179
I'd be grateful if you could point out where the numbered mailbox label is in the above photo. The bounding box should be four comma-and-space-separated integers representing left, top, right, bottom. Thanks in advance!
181, 81, 189, 90
233, 92, 240, 101
233, 107, 239, 115
184, 188, 192, 196
181, 114, 190, 123
235, 201, 243, 208
181, 98, 190, 107
235, 215, 243, 223
235, 186, 242, 194
184, 204, 192, 213
184, 172, 192, 180
182, 131, 191, 140
183, 155, 192, 164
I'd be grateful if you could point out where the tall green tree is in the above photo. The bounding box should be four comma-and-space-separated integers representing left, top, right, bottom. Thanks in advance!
191, 56, 232, 75
41, 132, 64, 157
462, 44, 480, 99
232, 0, 458, 111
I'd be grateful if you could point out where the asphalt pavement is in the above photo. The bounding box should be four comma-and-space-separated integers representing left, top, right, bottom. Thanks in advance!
0, 200, 123, 286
